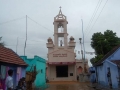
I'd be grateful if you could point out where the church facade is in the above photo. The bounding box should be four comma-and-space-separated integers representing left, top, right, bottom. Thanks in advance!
46, 8, 88, 81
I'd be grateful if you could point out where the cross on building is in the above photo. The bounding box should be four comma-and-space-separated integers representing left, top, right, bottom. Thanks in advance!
59, 6, 61, 9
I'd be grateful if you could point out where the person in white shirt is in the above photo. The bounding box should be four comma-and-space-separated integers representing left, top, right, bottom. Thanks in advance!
5, 69, 13, 90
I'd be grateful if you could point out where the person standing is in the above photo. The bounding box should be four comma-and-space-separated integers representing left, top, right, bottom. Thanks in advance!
5, 69, 13, 90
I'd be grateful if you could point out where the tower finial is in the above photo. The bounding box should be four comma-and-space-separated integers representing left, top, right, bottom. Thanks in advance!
59, 6, 62, 15
59, 6, 61, 9
55, 6, 66, 20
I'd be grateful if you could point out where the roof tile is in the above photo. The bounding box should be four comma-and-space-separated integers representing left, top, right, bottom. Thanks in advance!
0, 46, 27, 65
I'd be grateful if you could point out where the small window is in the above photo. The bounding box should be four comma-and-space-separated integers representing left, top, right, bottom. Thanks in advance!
41, 69, 43, 73
70, 73, 73, 76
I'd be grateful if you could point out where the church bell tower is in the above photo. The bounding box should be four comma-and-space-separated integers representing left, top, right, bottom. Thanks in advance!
46, 7, 77, 81
46, 7, 76, 52
53, 7, 68, 49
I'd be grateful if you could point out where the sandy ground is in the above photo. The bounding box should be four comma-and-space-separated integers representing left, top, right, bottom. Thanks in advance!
45, 81, 95, 90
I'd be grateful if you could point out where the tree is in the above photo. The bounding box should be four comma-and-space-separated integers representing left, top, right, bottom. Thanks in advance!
90, 54, 104, 65
90, 30, 120, 65
0, 37, 5, 46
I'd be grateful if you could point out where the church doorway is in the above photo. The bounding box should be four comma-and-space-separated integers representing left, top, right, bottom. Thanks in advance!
56, 65, 68, 77
77, 66, 83, 74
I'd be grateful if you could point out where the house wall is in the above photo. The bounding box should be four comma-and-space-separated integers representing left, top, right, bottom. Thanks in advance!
35, 59, 46, 87
0, 63, 26, 89
104, 47, 120, 88
21, 67, 26, 78
96, 65, 107, 86
21, 56, 46, 87
105, 61, 118, 88
95, 47, 120, 89
96, 61, 119, 88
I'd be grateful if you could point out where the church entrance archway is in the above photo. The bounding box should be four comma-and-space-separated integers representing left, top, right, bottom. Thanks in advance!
77, 66, 83, 74
56, 65, 68, 77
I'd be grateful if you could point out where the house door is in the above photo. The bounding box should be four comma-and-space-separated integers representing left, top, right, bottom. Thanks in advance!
107, 67, 112, 88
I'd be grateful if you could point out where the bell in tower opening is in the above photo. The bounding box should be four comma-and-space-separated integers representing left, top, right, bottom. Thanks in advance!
58, 25, 64, 33
60, 40, 63, 46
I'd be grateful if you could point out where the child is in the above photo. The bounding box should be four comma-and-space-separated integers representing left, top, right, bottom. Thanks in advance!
5, 69, 13, 90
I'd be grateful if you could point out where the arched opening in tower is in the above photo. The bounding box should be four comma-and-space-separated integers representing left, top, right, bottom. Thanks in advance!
77, 66, 83, 74
58, 26, 64, 33
58, 37, 64, 47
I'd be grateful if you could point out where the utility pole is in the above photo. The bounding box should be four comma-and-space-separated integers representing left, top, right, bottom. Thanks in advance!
79, 19, 89, 82
79, 38, 83, 59
81, 19, 86, 74
24, 15, 27, 56
81, 19, 85, 61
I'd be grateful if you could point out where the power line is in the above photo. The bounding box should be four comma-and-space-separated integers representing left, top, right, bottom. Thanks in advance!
6, 43, 46, 46
27, 16, 53, 33
0, 16, 25, 25
84, 0, 102, 34
0, 16, 53, 33
19, 37, 91, 44
85, 0, 109, 39
18, 37, 47, 43
26, 39, 46, 43
19, 37, 93, 44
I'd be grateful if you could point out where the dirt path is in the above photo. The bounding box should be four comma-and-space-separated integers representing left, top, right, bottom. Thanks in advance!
45, 81, 95, 90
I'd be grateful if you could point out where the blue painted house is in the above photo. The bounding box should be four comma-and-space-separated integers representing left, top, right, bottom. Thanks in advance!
94, 45, 120, 89
20, 55, 47, 88
0, 46, 27, 90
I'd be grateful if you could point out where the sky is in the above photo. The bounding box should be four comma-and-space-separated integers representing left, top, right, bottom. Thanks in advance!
0, 0, 120, 66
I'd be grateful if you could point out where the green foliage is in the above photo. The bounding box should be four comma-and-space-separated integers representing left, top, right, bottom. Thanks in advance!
90, 58, 95, 65
0, 37, 5, 46
90, 54, 104, 65
90, 30, 120, 65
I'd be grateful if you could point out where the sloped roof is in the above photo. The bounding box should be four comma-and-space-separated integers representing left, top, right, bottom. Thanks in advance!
94, 45, 120, 66
111, 60, 120, 68
0, 46, 27, 65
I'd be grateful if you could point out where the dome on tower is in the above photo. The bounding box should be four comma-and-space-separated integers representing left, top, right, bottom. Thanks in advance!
54, 7, 67, 22
47, 37, 53, 43
70, 36, 75, 42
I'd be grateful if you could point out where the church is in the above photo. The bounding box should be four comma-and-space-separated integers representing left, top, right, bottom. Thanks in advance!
46, 8, 89, 81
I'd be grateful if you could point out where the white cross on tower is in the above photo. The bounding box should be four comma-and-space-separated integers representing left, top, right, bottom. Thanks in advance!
59, 6, 62, 15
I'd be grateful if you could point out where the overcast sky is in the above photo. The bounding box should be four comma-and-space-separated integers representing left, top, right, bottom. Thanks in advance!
0, 0, 120, 66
